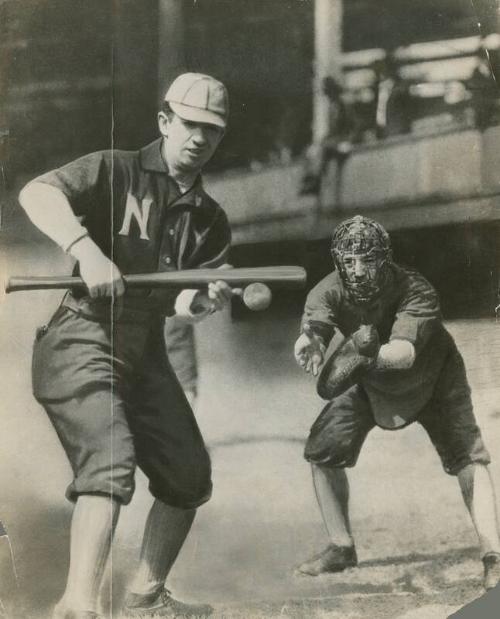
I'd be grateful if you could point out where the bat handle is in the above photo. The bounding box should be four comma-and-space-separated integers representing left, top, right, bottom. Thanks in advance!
5, 276, 85, 293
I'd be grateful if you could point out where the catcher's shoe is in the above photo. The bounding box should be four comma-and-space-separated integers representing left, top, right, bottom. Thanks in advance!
483, 551, 500, 590
296, 544, 358, 576
123, 588, 213, 617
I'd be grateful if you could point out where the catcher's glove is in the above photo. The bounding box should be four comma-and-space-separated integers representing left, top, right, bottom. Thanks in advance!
316, 324, 380, 400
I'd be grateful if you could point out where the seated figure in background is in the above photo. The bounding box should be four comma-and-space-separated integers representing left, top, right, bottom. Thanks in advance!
300, 77, 356, 196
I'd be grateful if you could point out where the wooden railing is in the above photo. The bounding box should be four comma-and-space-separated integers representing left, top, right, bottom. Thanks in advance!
206, 124, 500, 245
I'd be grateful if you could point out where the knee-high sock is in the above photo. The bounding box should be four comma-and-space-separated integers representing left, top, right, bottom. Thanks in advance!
128, 499, 195, 598
56, 495, 120, 614
312, 465, 354, 547
458, 463, 500, 557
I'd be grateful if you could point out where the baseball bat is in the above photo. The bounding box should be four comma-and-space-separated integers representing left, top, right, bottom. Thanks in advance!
5, 266, 306, 293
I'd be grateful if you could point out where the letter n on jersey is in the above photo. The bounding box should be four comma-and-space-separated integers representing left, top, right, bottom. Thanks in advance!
119, 194, 152, 240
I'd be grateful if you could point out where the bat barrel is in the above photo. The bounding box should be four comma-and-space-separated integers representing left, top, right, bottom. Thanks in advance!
124, 266, 307, 289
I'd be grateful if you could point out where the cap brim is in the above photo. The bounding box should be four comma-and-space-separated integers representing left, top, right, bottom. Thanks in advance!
169, 102, 226, 129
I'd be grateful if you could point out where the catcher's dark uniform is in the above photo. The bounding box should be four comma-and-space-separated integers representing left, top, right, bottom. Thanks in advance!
302, 263, 490, 475
29, 139, 230, 507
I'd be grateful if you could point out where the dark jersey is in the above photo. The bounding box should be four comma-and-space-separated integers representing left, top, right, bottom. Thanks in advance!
31, 138, 231, 315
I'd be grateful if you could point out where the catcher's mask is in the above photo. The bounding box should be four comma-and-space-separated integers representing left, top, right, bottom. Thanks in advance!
331, 216, 392, 304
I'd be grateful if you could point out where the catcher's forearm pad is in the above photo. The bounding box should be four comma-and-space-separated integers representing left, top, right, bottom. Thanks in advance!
375, 339, 415, 370
316, 324, 380, 400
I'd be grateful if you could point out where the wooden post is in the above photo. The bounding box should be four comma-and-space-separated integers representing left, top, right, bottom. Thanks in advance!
112, 0, 158, 147
313, 0, 343, 144
158, 0, 186, 105
0, 0, 10, 201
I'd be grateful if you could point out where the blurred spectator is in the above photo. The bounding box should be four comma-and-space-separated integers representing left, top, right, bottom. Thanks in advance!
300, 77, 356, 196
472, 0, 500, 85
372, 54, 413, 139
466, 59, 500, 128
273, 95, 312, 166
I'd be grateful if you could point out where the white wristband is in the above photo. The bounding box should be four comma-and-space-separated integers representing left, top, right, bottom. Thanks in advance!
174, 289, 211, 322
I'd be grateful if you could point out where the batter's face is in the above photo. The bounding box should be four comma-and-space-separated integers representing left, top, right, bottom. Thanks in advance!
159, 112, 224, 173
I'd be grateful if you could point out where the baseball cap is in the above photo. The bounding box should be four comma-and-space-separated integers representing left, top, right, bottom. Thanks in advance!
164, 73, 229, 129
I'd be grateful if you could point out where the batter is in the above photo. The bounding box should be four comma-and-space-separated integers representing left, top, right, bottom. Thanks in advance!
19, 73, 231, 619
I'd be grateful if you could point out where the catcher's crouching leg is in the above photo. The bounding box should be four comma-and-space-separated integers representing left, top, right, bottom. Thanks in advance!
298, 387, 373, 576
304, 385, 374, 467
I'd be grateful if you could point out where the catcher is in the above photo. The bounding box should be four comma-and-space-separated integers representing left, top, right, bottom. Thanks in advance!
294, 215, 500, 590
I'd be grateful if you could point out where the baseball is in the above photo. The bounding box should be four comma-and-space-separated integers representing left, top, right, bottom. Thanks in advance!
241, 282, 272, 311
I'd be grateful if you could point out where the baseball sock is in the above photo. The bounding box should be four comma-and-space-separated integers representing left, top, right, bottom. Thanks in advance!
312, 465, 354, 547
458, 463, 500, 556
56, 495, 120, 614
126, 499, 195, 604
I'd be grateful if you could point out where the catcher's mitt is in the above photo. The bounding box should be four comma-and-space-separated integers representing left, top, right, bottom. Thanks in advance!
316, 324, 380, 400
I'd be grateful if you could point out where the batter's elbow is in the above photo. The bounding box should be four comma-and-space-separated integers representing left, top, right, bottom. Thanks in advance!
18, 181, 42, 213
18, 182, 32, 209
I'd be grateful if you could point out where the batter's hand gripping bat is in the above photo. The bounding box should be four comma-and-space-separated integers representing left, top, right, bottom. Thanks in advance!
5, 266, 307, 312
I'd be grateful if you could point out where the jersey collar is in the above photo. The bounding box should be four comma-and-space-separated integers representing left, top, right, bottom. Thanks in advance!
140, 138, 206, 207
140, 138, 168, 173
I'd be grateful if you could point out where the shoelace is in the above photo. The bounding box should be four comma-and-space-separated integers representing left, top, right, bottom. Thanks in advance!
159, 588, 174, 606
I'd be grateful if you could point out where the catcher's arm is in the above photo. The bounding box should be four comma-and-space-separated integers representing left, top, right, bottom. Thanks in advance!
294, 323, 326, 376
374, 339, 416, 370
351, 326, 415, 370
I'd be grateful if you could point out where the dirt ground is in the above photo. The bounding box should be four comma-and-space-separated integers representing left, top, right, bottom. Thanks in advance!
1, 231, 499, 619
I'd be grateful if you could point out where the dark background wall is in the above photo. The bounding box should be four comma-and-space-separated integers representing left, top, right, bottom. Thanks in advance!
183, 0, 314, 170
344, 0, 479, 51
5, 0, 115, 174
3, 0, 160, 177
2, 0, 488, 177
2, 0, 314, 177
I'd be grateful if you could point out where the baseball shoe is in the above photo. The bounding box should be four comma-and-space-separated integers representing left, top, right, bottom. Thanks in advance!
295, 543, 358, 576
123, 588, 213, 617
52, 604, 102, 619
52, 610, 101, 619
483, 551, 500, 590
53, 611, 101, 619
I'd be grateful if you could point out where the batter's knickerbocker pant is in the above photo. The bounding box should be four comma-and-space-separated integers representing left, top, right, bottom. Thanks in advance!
31, 305, 212, 508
